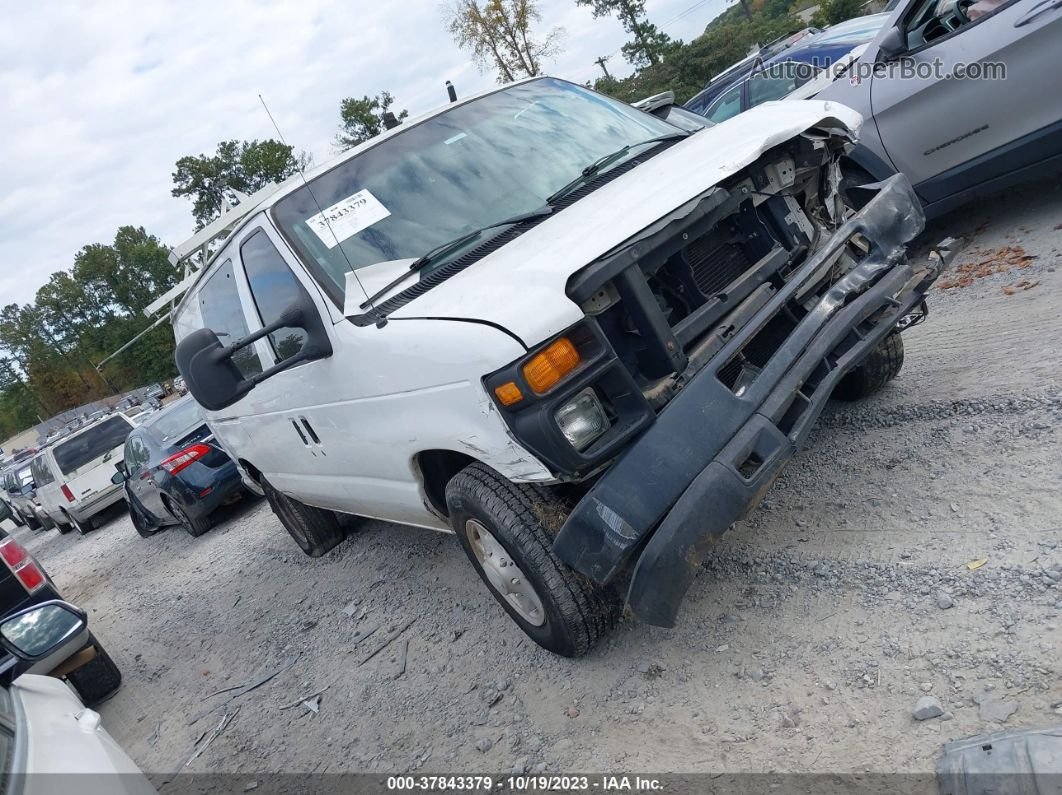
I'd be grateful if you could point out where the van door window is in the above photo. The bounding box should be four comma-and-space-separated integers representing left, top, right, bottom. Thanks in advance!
197, 259, 263, 377
240, 231, 311, 362
30, 456, 53, 487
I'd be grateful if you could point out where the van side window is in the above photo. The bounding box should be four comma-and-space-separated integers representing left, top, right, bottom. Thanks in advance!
30, 456, 53, 486
240, 231, 310, 362
198, 259, 263, 377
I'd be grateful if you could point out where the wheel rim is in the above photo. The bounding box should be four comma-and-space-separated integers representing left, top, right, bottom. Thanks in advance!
465, 519, 546, 627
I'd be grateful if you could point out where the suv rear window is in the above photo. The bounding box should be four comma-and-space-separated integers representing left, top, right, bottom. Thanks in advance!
147, 400, 203, 443
53, 417, 131, 477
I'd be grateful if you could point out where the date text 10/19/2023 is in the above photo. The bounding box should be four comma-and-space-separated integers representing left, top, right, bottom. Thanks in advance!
386, 776, 665, 791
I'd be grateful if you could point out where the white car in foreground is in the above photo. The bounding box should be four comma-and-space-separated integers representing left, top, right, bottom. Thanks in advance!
0, 600, 155, 794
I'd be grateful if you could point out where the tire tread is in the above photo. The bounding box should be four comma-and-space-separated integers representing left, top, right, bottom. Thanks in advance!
447, 464, 620, 657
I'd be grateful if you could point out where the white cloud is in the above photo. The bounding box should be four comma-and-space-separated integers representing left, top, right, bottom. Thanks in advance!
0, 0, 725, 307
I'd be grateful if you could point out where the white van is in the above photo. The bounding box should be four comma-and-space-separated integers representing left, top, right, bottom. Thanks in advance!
35, 415, 135, 535
173, 77, 949, 656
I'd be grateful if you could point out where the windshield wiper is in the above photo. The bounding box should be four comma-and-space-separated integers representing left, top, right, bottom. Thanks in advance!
545, 131, 690, 205
359, 205, 553, 309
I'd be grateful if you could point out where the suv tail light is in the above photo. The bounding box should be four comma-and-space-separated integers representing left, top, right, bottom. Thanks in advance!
61, 484, 74, 502
0, 538, 46, 594
161, 444, 212, 475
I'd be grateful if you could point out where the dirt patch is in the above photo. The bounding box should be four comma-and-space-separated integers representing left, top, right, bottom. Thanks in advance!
936, 245, 1037, 289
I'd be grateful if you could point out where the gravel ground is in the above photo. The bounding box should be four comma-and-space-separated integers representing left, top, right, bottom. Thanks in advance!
6, 180, 1062, 779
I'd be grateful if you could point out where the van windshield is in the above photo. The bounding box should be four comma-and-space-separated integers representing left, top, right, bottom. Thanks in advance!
53, 417, 131, 477
272, 77, 678, 300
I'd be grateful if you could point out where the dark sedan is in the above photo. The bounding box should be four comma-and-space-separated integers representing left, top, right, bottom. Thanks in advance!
115, 397, 243, 538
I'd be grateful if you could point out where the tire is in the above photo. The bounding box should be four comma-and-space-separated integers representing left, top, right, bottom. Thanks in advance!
24, 511, 41, 531
9, 508, 25, 528
56, 515, 73, 535
65, 635, 122, 707
66, 511, 94, 536
37, 512, 55, 531
165, 496, 212, 538
445, 463, 622, 658
833, 332, 905, 402
127, 494, 158, 539
262, 479, 344, 557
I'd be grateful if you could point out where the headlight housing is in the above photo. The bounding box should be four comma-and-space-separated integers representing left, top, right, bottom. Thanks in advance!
483, 320, 653, 477
554, 388, 611, 451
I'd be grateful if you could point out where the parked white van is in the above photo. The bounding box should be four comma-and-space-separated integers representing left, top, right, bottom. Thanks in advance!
35, 415, 135, 535
174, 77, 949, 656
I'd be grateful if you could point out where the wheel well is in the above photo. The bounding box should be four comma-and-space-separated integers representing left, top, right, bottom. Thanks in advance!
415, 450, 477, 517
239, 459, 263, 484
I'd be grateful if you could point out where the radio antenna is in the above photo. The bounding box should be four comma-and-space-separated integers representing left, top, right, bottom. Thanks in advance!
257, 94, 374, 311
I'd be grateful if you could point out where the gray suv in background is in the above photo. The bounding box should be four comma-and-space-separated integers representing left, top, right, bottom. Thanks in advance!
818, 0, 1062, 215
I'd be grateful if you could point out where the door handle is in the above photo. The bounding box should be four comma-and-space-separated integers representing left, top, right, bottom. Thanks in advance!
1015, 0, 1062, 26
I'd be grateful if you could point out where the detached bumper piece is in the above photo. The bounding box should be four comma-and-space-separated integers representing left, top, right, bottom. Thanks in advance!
553, 174, 949, 628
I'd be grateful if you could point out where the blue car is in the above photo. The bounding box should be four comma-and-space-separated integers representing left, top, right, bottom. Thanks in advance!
684, 14, 888, 124
115, 396, 244, 538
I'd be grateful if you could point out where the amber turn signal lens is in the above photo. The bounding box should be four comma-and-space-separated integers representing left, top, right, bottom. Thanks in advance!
494, 381, 524, 406
523, 337, 581, 394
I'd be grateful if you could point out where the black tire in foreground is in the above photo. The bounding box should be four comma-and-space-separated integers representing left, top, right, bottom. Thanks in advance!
262, 479, 344, 557
65, 634, 122, 707
8, 508, 25, 528
445, 463, 622, 658
165, 497, 212, 538
833, 331, 905, 402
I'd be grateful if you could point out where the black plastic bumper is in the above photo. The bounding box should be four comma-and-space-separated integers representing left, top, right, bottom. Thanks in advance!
552, 174, 947, 627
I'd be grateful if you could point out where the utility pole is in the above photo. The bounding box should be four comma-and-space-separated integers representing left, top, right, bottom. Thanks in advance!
594, 56, 612, 79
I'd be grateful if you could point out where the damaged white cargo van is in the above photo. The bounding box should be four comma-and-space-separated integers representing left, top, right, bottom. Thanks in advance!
174, 76, 949, 656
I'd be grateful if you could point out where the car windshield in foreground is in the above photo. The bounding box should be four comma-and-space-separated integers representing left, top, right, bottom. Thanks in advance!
147, 399, 204, 442
272, 77, 680, 301
53, 417, 131, 476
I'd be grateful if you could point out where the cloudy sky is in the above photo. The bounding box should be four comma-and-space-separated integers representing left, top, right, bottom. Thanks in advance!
0, 0, 728, 308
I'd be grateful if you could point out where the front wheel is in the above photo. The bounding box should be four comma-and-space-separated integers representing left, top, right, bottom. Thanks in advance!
833, 331, 905, 402
64, 635, 122, 707
262, 479, 344, 557
445, 464, 622, 658
126, 493, 158, 539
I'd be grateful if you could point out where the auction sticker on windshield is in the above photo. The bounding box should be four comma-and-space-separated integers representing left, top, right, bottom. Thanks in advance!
306, 189, 391, 248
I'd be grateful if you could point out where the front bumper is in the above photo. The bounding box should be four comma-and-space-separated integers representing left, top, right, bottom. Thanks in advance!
552, 174, 950, 627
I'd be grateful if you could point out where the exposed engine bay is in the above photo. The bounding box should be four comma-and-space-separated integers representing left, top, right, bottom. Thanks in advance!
569, 131, 868, 412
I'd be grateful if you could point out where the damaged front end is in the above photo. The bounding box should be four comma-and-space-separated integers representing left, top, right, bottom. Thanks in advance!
529, 129, 951, 627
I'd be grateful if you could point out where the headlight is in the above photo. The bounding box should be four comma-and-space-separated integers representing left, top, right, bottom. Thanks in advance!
554, 388, 610, 451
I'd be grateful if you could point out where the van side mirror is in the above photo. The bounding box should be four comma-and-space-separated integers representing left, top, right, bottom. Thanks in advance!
0, 601, 89, 683
876, 26, 905, 60
175, 292, 333, 411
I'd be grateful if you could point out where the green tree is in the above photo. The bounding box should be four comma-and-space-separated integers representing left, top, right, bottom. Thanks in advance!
820, 0, 864, 24
445, 0, 563, 83
171, 140, 312, 229
335, 92, 410, 151
576, 0, 671, 67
